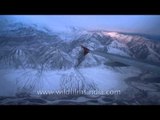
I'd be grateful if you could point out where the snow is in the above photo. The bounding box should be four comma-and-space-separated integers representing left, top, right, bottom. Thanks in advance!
1, 20, 160, 104
107, 47, 129, 57
107, 41, 131, 57
146, 45, 160, 63
0, 64, 142, 97
80, 66, 124, 90
102, 32, 118, 37
56, 29, 92, 41
102, 31, 146, 43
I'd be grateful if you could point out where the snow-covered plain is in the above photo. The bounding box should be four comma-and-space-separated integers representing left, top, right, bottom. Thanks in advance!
1, 65, 160, 105
0, 65, 141, 97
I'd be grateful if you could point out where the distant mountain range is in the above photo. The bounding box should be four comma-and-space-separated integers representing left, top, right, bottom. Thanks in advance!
0, 22, 160, 70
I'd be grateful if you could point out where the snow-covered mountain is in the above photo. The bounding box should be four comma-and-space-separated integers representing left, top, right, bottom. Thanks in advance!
1, 21, 160, 105
89, 31, 160, 64
1, 21, 160, 70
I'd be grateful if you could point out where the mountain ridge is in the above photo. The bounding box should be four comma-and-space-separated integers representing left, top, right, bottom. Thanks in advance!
0, 22, 160, 70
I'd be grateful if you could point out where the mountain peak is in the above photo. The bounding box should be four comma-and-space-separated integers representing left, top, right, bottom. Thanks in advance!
102, 31, 119, 37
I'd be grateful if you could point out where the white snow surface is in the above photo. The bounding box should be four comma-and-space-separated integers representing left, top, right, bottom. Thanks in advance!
0, 65, 141, 96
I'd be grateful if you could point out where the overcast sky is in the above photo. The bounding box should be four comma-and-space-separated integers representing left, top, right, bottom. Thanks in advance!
4, 15, 160, 36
